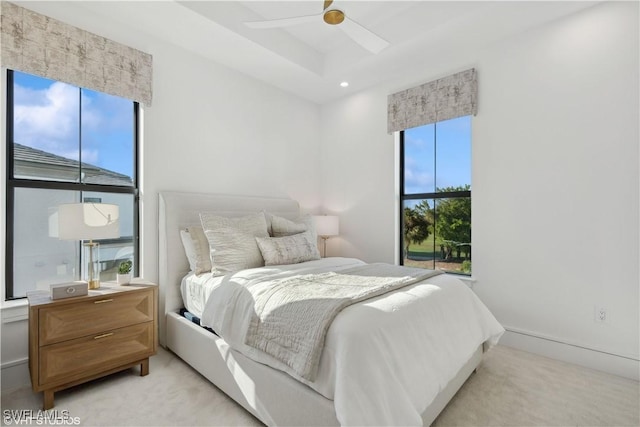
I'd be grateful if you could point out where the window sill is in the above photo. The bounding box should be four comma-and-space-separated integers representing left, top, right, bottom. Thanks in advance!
456, 275, 476, 289
1, 299, 29, 323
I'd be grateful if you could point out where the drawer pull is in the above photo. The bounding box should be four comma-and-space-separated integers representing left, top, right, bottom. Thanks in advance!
94, 299, 113, 304
93, 333, 114, 340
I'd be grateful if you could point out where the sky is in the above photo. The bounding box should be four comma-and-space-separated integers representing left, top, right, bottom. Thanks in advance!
404, 115, 471, 195
13, 71, 134, 178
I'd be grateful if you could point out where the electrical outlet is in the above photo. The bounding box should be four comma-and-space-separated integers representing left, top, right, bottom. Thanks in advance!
595, 306, 608, 323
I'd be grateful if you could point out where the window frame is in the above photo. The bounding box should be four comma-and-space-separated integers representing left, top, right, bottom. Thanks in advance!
398, 122, 472, 274
4, 69, 140, 300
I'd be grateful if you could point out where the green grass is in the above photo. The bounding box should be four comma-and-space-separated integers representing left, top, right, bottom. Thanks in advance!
407, 235, 439, 258
405, 235, 472, 274
406, 235, 470, 260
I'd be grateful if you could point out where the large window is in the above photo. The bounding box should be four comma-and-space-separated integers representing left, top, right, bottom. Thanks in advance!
5, 70, 139, 299
400, 116, 471, 275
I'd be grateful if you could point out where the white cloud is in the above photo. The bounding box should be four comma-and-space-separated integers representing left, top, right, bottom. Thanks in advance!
80, 92, 101, 131
404, 156, 434, 192
405, 133, 428, 149
13, 79, 132, 168
81, 91, 133, 142
14, 82, 80, 156
405, 168, 434, 190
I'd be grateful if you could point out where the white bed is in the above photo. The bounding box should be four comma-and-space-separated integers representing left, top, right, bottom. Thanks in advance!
158, 191, 503, 426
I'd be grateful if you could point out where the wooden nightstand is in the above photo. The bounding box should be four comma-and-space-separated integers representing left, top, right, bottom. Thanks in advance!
27, 281, 158, 410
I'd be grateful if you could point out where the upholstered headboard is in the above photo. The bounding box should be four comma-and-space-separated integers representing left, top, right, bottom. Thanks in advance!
158, 191, 300, 346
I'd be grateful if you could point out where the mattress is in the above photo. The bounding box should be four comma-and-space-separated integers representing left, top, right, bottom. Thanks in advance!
180, 271, 222, 319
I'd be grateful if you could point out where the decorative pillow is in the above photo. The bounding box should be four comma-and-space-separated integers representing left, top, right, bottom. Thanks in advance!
271, 214, 316, 239
179, 226, 211, 275
200, 212, 269, 274
255, 232, 321, 266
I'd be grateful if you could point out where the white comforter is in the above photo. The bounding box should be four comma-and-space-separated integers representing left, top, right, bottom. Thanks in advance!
198, 257, 504, 426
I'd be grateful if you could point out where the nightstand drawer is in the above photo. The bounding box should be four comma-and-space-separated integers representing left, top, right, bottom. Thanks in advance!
39, 322, 154, 386
39, 289, 154, 345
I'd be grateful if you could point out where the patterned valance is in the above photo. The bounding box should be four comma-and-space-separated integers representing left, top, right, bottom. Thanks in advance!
387, 68, 476, 133
0, 2, 152, 106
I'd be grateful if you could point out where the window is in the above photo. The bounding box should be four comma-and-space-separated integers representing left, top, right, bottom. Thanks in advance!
400, 116, 471, 275
5, 70, 139, 299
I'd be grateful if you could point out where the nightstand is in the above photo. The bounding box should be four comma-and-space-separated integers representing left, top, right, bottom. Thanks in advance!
27, 281, 158, 410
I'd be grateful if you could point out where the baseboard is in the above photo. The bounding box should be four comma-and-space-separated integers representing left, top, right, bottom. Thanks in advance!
501, 327, 639, 380
1, 358, 30, 392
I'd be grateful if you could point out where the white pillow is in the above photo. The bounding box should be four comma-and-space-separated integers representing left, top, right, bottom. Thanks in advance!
255, 232, 321, 266
271, 214, 316, 239
179, 226, 211, 275
200, 212, 269, 274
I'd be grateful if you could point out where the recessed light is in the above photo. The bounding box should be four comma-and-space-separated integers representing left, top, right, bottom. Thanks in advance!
340, 81, 349, 88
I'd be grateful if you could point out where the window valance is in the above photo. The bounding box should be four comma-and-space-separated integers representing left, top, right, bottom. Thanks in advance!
387, 68, 476, 134
0, 2, 152, 106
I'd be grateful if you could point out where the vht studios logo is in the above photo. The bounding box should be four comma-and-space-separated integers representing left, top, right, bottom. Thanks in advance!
3, 409, 80, 425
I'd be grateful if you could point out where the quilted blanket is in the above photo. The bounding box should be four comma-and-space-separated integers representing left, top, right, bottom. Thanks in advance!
245, 263, 443, 380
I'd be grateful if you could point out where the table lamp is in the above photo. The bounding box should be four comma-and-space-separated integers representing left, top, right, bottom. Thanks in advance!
313, 215, 339, 257
55, 203, 120, 289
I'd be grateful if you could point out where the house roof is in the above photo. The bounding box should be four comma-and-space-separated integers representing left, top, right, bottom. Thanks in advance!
13, 143, 133, 186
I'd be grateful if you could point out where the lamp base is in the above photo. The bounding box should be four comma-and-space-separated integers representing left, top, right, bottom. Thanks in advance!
321, 236, 329, 258
83, 241, 100, 289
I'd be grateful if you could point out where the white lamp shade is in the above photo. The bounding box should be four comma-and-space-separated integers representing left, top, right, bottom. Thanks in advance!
55, 203, 120, 240
313, 215, 339, 237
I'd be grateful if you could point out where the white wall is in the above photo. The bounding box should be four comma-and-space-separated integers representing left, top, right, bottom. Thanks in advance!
320, 1, 639, 378
140, 42, 322, 285
472, 1, 638, 377
320, 88, 397, 260
1, 3, 321, 390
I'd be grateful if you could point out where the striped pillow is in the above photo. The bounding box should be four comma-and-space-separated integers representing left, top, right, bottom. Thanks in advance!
200, 212, 269, 274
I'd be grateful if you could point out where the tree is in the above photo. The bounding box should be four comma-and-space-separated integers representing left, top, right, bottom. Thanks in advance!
403, 202, 431, 258
414, 199, 432, 222
436, 185, 471, 260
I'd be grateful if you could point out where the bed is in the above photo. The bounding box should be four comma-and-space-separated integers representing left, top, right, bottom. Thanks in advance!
158, 191, 504, 426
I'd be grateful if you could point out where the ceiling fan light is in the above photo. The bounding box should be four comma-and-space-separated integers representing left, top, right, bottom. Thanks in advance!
323, 9, 345, 25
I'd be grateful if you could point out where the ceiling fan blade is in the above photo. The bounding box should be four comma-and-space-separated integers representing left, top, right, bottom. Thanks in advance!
339, 17, 389, 54
245, 13, 321, 29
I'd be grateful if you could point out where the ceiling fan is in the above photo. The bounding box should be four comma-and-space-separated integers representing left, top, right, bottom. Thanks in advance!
244, 0, 389, 54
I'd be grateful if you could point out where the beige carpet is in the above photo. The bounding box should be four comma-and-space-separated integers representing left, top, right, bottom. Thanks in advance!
2, 345, 638, 426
